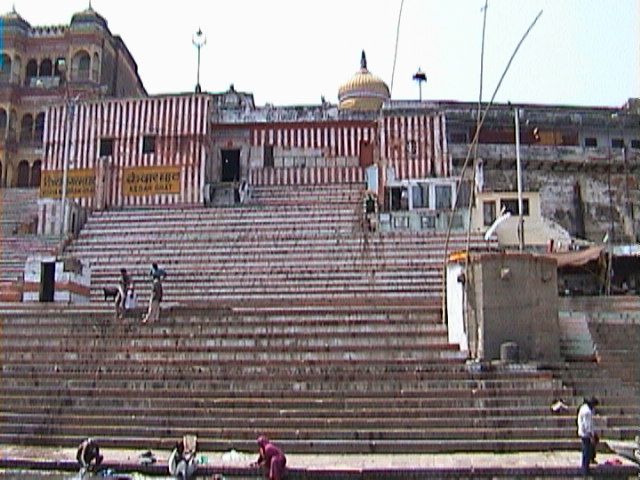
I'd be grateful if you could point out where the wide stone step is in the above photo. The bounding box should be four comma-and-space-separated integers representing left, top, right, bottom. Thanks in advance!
1, 391, 622, 417
0, 432, 586, 453
0, 364, 556, 381
1, 373, 563, 391
3, 347, 467, 362
5, 422, 625, 442
0, 412, 589, 430
1, 332, 453, 349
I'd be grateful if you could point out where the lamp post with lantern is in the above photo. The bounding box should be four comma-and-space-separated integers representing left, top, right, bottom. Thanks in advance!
192, 28, 206, 93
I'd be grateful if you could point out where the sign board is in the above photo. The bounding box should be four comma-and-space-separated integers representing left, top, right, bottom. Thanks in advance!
123, 166, 181, 196
40, 169, 95, 199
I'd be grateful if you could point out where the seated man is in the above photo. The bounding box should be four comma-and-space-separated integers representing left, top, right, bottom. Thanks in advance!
76, 437, 103, 473
251, 435, 286, 480
168, 435, 198, 480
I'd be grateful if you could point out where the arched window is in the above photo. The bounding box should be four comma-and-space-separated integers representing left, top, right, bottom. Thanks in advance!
0, 54, 11, 82
8, 109, 17, 140
39, 58, 53, 77
20, 114, 33, 143
17, 160, 29, 187
34, 112, 45, 142
12, 55, 21, 84
54, 57, 65, 77
0, 108, 7, 131
30, 160, 41, 188
92, 52, 100, 82
71, 50, 91, 81
25, 59, 38, 85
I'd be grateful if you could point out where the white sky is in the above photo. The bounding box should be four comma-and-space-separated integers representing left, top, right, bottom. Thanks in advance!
6, 0, 640, 107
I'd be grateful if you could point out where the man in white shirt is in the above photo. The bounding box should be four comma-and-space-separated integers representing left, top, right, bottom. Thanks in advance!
577, 396, 599, 475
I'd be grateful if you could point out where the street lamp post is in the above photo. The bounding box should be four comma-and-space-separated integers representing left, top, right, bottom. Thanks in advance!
56, 58, 80, 238
60, 100, 76, 237
192, 28, 206, 93
412, 68, 427, 101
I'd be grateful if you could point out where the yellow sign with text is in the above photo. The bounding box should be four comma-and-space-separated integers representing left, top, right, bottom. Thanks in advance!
40, 169, 96, 199
123, 166, 181, 196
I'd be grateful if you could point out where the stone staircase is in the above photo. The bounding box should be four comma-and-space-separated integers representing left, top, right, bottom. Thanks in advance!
1, 302, 606, 453
1, 183, 638, 454
560, 296, 640, 398
64, 184, 492, 305
0, 188, 60, 300
0, 188, 40, 235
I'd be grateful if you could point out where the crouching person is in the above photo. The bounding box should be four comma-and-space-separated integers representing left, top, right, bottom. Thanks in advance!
251, 435, 286, 480
76, 437, 103, 475
168, 436, 198, 480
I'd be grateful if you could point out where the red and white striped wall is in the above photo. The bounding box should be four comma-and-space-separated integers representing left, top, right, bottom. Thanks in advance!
42, 94, 210, 208
249, 166, 364, 186
250, 121, 377, 157
381, 113, 450, 179
247, 120, 374, 186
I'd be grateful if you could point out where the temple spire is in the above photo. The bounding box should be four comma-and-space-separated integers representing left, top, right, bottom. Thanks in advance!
361, 50, 367, 70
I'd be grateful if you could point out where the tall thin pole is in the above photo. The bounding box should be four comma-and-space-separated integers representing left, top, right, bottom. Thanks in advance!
390, 0, 405, 96
61, 100, 76, 237
60, 102, 70, 237
440, 9, 542, 325
192, 28, 206, 94
514, 106, 524, 250
196, 46, 201, 92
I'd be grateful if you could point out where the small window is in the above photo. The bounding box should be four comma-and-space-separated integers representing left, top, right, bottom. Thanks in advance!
264, 144, 274, 168
389, 187, 407, 211
483, 201, 496, 227
412, 184, 424, 208
501, 198, 529, 216
99, 138, 114, 157
421, 214, 436, 230
584, 137, 597, 147
631, 139, 640, 149
611, 138, 624, 148
449, 131, 468, 143
406, 140, 417, 157
456, 181, 472, 210
435, 185, 452, 210
142, 135, 156, 154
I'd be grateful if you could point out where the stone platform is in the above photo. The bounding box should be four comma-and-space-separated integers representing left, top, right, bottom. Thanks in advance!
1, 444, 638, 478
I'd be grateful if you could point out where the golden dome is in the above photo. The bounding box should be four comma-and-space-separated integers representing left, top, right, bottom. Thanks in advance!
338, 51, 390, 111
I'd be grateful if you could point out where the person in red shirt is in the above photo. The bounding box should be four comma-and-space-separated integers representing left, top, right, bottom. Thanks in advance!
251, 435, 286, 480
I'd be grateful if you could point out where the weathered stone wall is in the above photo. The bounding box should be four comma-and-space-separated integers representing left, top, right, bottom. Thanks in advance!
466, 253, 560, 362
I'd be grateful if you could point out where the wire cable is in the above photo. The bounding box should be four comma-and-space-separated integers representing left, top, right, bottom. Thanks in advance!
390, 0, 405, 96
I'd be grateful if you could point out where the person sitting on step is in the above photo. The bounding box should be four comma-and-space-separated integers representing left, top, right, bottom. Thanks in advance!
251, 435, 287, 480
76, 437, 103, 474
168, 435, 198, 480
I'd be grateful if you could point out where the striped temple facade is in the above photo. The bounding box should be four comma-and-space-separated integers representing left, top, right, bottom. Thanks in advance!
39, 93, 451, 232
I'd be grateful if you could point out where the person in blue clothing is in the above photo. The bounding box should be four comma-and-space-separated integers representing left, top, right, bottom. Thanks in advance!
150, 263, 167, 281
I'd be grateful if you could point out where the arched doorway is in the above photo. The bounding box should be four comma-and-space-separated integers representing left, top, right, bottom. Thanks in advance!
39, 58, 53, 77
34, 112, 45, 143
0, 54, 11, 83
25, 59, 38, 86
71, 51, 91, 81
20, 113, 33, 143
30, 160, 41, 188
17, 160, 30, 187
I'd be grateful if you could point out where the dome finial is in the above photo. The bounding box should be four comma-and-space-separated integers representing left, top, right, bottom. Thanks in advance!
361, 50, 367, 70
